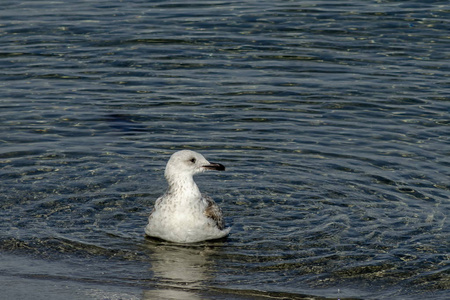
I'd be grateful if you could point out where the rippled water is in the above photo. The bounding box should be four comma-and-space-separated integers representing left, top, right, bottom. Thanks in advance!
1, 1, 449, 299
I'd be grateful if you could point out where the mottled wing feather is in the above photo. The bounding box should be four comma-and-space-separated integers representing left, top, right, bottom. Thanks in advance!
203, 195, 225, 230
149, 196, 162, 216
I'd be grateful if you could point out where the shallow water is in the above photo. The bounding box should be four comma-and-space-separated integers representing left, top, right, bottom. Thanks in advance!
0, 0, 449, 299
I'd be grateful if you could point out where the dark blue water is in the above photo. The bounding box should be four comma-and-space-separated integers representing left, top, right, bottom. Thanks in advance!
1, 1, 449, 299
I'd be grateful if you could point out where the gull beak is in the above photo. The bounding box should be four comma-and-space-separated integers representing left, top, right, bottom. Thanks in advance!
203, 162, 225, 171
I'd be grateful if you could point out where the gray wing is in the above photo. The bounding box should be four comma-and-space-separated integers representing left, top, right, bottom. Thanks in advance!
203, 194, 225, 230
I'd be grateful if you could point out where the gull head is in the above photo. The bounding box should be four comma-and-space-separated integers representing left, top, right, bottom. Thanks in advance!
164, 150, 225, 180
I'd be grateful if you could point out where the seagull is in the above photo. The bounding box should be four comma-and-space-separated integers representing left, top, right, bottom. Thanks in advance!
145, 150, 231, 243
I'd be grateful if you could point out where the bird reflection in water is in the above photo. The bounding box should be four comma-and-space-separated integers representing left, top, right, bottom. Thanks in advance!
141, 238, 226, 300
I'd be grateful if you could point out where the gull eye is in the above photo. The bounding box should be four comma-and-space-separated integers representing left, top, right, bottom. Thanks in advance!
190, 158, 196, 163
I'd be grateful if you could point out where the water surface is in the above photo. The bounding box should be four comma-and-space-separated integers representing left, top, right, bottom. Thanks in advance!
0, 1, 449, 299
